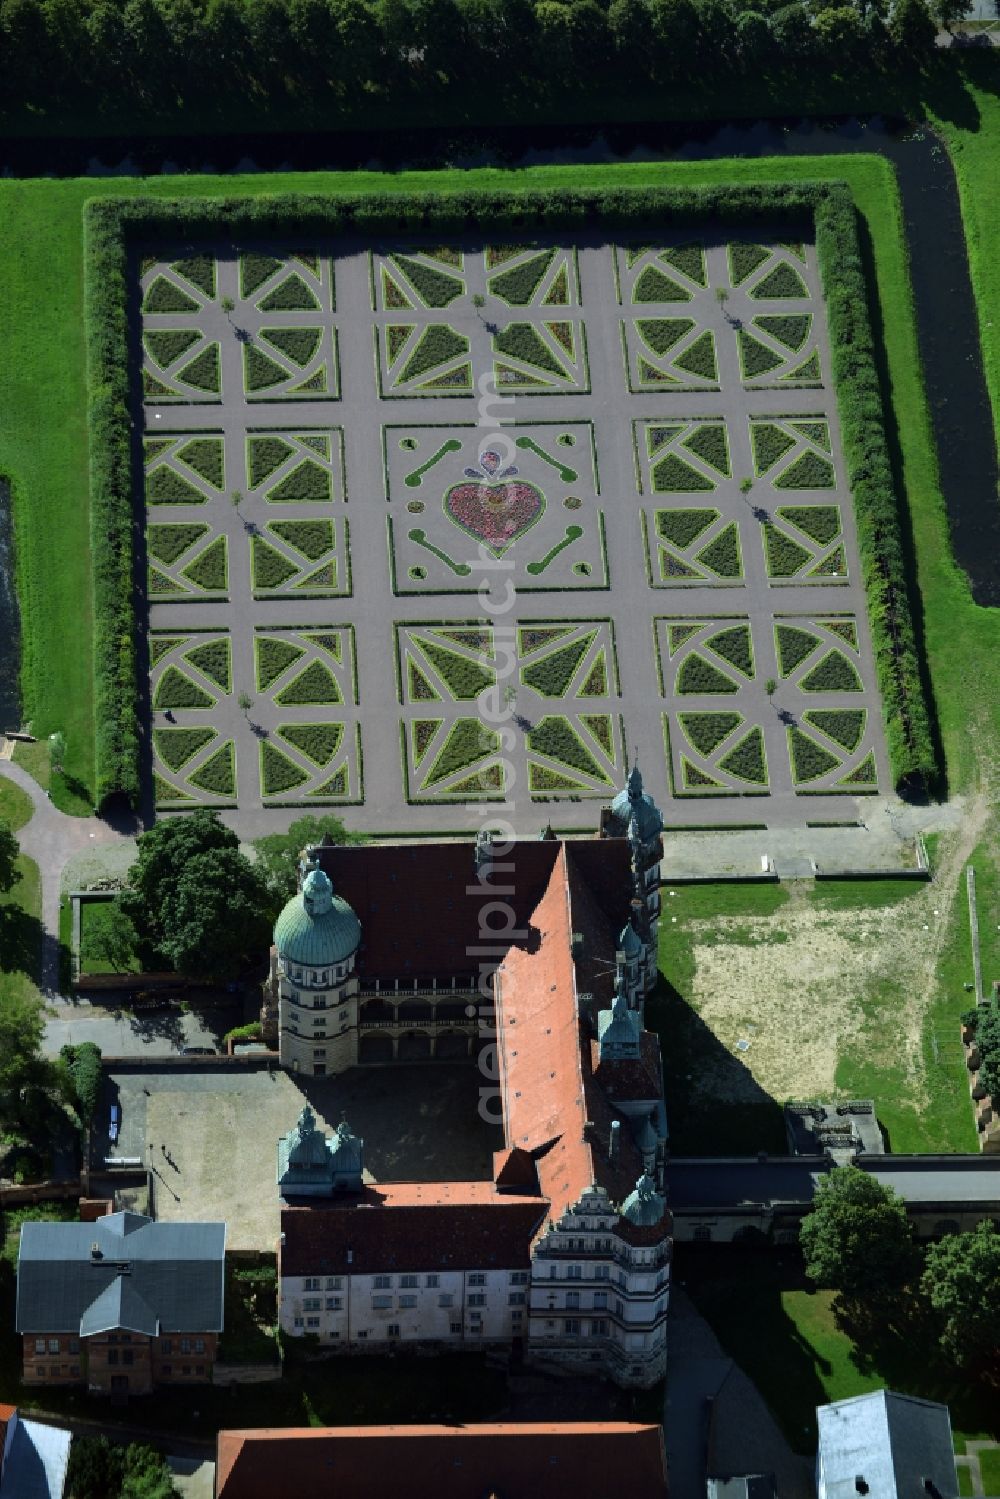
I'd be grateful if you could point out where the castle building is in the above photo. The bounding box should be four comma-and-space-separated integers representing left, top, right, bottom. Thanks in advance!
270, 772, 671, 1389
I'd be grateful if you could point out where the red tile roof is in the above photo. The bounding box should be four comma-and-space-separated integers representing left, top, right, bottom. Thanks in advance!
280, 1183, 545, 1276
215, 1422, 669, 1499
0, 1403, 15, 1457
591, 1032, 664, 1103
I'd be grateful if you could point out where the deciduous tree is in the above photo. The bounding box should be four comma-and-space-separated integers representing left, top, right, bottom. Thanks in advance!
800, 1164, 916, 1301
922, 1220, 1000, 1367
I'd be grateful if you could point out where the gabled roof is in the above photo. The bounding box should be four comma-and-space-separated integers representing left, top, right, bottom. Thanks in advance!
817, 1389, 958, 1499
215, 1422, 669, 1499
16, 1213, 225, 1335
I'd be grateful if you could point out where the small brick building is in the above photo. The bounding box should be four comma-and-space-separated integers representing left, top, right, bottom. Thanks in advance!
15, 1210, 225, 1397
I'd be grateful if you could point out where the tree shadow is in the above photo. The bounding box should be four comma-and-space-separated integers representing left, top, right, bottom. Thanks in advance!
0, 903, 43, 979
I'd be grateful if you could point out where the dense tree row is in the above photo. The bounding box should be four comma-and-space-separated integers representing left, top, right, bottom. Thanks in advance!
0, 0, 957, 119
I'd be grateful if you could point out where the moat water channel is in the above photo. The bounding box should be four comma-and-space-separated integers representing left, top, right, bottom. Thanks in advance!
0, 478, 21, 732
1, 112, 996, 604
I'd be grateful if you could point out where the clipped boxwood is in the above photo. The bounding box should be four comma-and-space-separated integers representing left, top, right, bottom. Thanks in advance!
804, 708, 865, 751
527, 715, 609, 782
82, 180, 936, 806
261, 739, 309, 795
656, 508, 717, 548
522, 633, 593, 697
189, 740, 236, 796
391, 253, 463, 308
788, 725, 840, 782
488, 248, 555, 304
399, 324, 468, 383
425, 718, 499, 785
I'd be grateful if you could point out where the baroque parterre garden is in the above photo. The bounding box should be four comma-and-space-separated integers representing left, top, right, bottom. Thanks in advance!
135, 231, 891, 824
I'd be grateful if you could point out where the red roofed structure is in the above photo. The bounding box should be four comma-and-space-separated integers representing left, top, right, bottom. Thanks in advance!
272, 772, 670, 1389
215, 1422, 669, 1499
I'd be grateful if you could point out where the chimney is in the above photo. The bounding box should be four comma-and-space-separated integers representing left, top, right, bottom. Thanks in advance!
609, 1120, 621, 1166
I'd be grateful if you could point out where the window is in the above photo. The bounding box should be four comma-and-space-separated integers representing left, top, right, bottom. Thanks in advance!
339, 1010, 348, 1022
304, 1278, 320, 1291
326, 1297, 342, 1311
593, 1292, 608, 1311
304, 1298, 320, 1312
592, 1319, 609, 1336
512, 1311, 523, 1324
509, 1292, 525, 1306
387, 1324, 400, 1338
326, 1278, 341, 1291
374, 1275, 392, 1290
194, 1338, 205, 1354
439, 1294, 454, 1308
566, 1291, 580, 1310
162, 1365, 172, 1375
313, 1047, 326, 1057
34, 1339, 45, 1355
181, 1338, 191, 1354
694, 1225, 713, 1243
182, 1365, 191, 1376
372, 1295, 392, 1310
615, 1300, 624, 1319
111, 1375, 128, 1391
567, 1265, 582, 1280
47, 1338, 59, 1354
426, 1274, 439, 1289
306, 1317, 320, 1328
357, 1330, 369, 1341
399, 1295, 417, 1309
400, 1274, 418, 1289
450, 1322, 462, 1335
293, 1317, 303, 1329
510, 1271, 528, 1285
121, 1335, 131, 1344
468, 1272, 486, 1287
108, 1334, 119, 1344
122, 1350, 134, 1367
468, 1294, 486, 1307
564, 1319, 580, 1336
196, 1365, 204, 1375
595, 1265, 610, 1280
161, 1339, 173, 1354
108, 1350, 119, 1366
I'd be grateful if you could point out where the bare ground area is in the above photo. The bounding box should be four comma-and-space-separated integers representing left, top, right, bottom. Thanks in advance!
136, 1064, 501, 1249
679, 781, 996, 1117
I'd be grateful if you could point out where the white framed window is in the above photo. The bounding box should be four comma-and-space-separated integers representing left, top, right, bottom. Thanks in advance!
374, 1275, 392, 1290
326, 1297, 342, 1311
439, 1293, 453, 1308
468, 1272, 485, 1287
400, 1274, 418, 1289
399, 1295, 417, 1309
468, 1294, 486, 1307
510, 1271, 528, 1285
304, 1278, 319, 1291
372, 1295, 392, 1310
387, 1324, 400, 1338
450, 1322, 462, 1335
326, 1277, 341, 1291
426, 1274, 439, 1288
306, 1317, 320, 1328
509, 1292, 525, 1306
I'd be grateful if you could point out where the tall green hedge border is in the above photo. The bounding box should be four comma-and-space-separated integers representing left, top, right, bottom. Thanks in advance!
84, 181, 936, 804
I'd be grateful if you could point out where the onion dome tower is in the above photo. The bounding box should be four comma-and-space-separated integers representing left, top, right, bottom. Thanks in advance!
273, 867, 362, 1077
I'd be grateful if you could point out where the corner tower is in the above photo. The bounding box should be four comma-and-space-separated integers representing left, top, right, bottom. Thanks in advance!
602, 766, 663, 993
272, 867, 362, 1076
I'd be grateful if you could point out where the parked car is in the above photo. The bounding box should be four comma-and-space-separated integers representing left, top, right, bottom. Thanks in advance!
180, 1046, 216, 1056
109, 1105, 120, 1142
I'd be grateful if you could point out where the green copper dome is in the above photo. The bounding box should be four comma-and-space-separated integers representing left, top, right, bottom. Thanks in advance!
273, 867, 361, 968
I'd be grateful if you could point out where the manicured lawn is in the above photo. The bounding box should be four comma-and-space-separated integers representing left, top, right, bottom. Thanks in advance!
12, 739, 93, 818
806, 878, 927, 911
79, 899, 139, 975
0, 148, 990, 808
0, 777, 32, 833
979, 1447, 1000, 1494
680, 1245, 1000, 1455
0, 849, 42, 1003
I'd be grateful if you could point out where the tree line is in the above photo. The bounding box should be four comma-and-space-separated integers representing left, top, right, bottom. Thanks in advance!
0, 0, 960, 122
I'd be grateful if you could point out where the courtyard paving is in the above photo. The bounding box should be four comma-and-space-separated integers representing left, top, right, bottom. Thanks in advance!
101, 1064, 502, 1249
137, 232, 890, 836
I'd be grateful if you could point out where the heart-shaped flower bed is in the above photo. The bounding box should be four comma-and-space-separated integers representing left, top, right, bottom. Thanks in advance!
444, 480, 544, 555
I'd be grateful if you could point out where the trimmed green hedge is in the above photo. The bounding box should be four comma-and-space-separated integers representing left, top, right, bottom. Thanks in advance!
83, 181, 936, 805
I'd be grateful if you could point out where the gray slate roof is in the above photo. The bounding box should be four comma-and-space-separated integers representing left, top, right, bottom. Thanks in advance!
817, 1389, 958, 1499
666, 1155, 1000, 1213
16, 1211, 225, 1336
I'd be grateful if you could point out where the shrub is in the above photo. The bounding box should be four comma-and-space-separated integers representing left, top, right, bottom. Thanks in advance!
775, 623, 820, 676
633, 263, 689, 302
259, 272, 319, 311
738, 329, 783, 378
683, 424, 729, 476
391, 254, 462, 308
729, 243, 770, 285
804, 708, 865, 751
155, 727, 214, 771
522, 634, 593, 697
262, 740, 309, 794
177, 437, 224, 487
268, 520, 333, 560
147, 523, 208, 565
800, 649, 863, 692
256, 637, 303, 691
417, 639, 494, 699
636, 317, 691, 356
182, 537, 227, 591
840, 751, 877, 784
252, 537, 298, 589
399, 324, 468, 383
184, 639, 231, 690
147, 466, 205, 505
754, 313, 810, 351
777, 504, 840, 543
153, 666, 214, 710
245, 344, 287, 391
676, 652, 738, 694
788, 725, 840, 781
773, 450, 835, 488
241, 252, 283, 297
674, 330, 717, 381
274, 660, 342, 706
696, 522, 741, 577
751, 422, 796, 474
248, 436, 294, 487
144, 329, 199, 366
267, 458, 331, 503
528, 716, 608, 781
143, 275, 197, 313
178, 344, 220, 392
679, 711, 742, 755
424, 720, 499, 785
173, 254, 215, 297
279, 723, 344, 766
488, 248, 555, 304
224, 1020, 264, 1045
656, 508, 717, 547
494, 322, 566, 378
718, 726, 767, 783
61, 1041, 102, 1124
579, 655, 608, 696
763, 524, 811, 577
189, 741, 235, 796
580, 713, 613, 756
751, 262, 809, 298
661, 243, 706, 285
706, 625, 754, 677
651, 452, 713, 493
